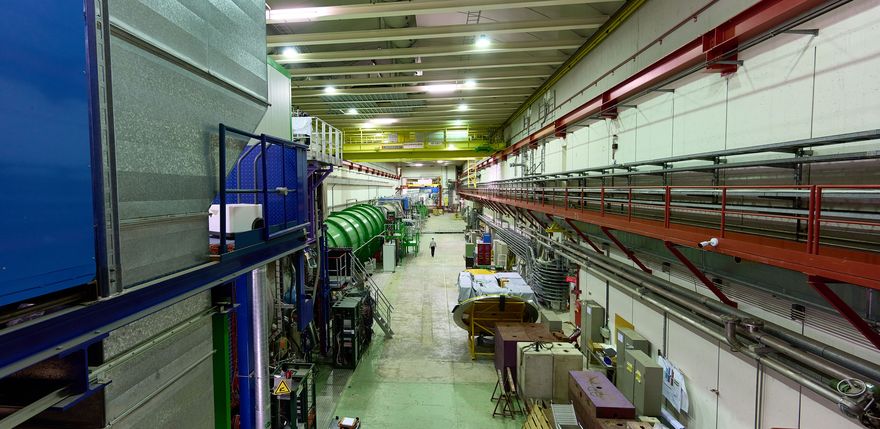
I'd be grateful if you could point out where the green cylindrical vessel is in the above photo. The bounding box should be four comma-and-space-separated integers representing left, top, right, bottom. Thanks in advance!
336, 211, 369, 256
324, 204, 388, 261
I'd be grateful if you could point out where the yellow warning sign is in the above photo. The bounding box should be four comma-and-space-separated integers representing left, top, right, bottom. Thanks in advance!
273, 379, 291, 396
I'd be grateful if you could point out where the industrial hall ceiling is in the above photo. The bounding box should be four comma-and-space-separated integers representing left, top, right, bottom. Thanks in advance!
265, 0, 626, 138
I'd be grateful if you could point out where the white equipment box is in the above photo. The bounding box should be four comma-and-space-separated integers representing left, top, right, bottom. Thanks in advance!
208, 203, 262, 234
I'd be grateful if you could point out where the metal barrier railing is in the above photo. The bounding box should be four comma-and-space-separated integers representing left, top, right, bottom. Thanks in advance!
467, 184, 880, 256
217, 124, 309, 256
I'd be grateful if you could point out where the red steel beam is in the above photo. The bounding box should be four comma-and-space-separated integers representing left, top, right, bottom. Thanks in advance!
808, 276, 880, 351
664, 241, 738, 308
526, 209, 548, 229
476, 0, 832, 171
600, 227, 653, 274
459, 191, 880, 290
565, 219, 603, 253
342, 160, 400, 179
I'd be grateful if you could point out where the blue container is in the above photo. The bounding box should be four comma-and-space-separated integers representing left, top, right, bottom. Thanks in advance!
482, 232, 492, 243
0, 3, 98, 305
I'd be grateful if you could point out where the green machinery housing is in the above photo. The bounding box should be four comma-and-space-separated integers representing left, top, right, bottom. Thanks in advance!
325, 204, 386, 260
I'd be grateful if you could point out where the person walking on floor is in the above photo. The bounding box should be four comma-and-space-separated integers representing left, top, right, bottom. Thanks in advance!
430, 238, 437, 257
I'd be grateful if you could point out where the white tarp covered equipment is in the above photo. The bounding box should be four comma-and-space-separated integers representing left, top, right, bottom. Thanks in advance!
457, 271, 536, 303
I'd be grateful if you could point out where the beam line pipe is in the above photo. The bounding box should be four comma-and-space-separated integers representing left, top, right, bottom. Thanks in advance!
584, 245, 880, 383
586, 265, 858, 410
504, 219, 877, 385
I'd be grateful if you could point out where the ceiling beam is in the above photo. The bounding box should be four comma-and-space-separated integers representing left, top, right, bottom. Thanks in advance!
292, 93, 532, 103
342, 149, 487, 162
291, 70, 552, 88
291, 81, 542, 97
272, 39, 584, 64
317, 102, 523, 115
267, 0, 620, 23
267, 17, 607, 47
325, 111, 512, 120
287, 57, 564, 77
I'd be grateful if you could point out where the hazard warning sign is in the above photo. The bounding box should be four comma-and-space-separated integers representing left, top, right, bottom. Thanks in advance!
273, 379, 291, 396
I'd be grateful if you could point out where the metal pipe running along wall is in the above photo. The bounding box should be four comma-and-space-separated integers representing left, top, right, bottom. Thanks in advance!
479, 216, 879, 424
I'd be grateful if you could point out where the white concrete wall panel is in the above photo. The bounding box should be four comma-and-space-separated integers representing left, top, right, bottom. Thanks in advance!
726, 34, 815, 149
666, 319, 719, 429
759, 368, 801, 429
811, 2, 880, 140
800, 388, 863, 429
631, 299, 664, 358
613, 108, 638, 164
716, 348, 757, 429
586, 120, 611, 168
672, 74, 728, 156
608, 285, 633, 337
633, 92, 675, 160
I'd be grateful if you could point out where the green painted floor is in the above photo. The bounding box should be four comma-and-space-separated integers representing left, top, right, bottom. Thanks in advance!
329, 214, 524, 429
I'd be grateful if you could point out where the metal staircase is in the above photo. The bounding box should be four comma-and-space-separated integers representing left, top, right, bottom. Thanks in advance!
351, 257, 394, 338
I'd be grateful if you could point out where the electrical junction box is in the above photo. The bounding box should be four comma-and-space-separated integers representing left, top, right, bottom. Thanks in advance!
382, 242, 396, 273
580, 300, 606, 350
630, 350, 663, 417
517, 342, 583, 402
493, 240, 509, 268
615, 328, 650, 401
209, 203, 262, 235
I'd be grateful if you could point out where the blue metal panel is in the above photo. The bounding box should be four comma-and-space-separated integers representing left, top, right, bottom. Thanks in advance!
219, 144, 307, 229
0, 1, 97, 305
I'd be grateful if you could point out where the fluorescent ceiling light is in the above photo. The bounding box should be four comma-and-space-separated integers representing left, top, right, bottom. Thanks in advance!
267, 7, 331, 23
345, 108, 358, 115
324, 86, 337, 94
452, 120, 464, 126
282, 47, 299, 57
425, 84, 458, 93
475, 35, 491, 49
463, 80, 477, 89
457, 103, 468, 111
369, 118, 397, 125
412, 163, 424, 167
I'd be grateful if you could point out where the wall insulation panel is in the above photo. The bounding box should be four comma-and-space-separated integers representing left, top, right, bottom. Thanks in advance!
108, 0, 268, 287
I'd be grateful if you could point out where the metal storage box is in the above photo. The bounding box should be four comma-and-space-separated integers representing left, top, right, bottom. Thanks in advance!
580, 300, 605, 350
615, 328, 650, 400
630, 350, 663, 417
568, 371, 635, 427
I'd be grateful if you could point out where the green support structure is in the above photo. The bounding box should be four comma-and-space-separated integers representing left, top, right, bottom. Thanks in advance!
213, 310, 233, 429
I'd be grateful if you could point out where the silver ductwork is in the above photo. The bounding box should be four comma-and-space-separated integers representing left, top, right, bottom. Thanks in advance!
251, 267, 270, 429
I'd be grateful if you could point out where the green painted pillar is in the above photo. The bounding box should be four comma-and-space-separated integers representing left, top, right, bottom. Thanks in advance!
213, 310, 232, 429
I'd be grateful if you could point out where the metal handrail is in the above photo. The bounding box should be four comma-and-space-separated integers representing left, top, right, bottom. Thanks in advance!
465, 184, 880, 256
218, 124, 309, 255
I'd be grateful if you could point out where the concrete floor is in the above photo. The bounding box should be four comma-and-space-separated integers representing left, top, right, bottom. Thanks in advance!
329, 214, 524, 428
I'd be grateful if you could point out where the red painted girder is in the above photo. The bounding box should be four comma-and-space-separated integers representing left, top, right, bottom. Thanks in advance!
460, 191, 880, 291
477, 0, 832, 171
808, 276, 880, 351
341, 160, 400, 179
664, 241, 738, 308
601, 227, 653, 274
564, 219, 603, 253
